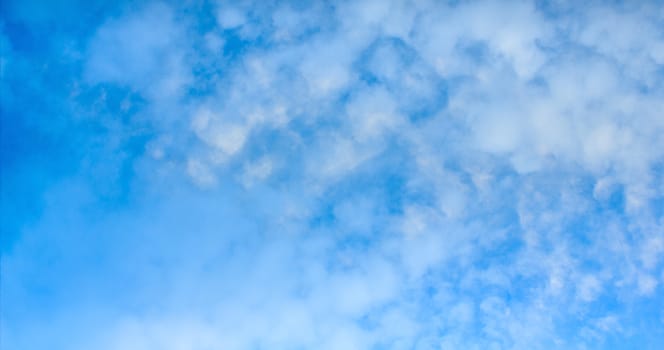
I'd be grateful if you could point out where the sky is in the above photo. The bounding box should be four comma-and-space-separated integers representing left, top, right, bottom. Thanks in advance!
1, 0, 664, 349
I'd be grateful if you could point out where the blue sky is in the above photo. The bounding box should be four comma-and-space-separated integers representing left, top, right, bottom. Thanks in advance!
2, 0, 664, 349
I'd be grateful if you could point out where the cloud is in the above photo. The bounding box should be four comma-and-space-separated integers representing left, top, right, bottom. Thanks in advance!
3, 0, 664, 349
85, 2, 190, 99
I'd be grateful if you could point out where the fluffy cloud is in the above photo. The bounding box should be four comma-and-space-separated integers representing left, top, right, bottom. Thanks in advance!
2, 0, 664, 349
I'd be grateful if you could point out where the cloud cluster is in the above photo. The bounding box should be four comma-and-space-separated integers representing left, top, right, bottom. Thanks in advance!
2, 0, 664, 349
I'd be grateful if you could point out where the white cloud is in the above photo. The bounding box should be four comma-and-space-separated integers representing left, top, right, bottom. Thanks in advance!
577, 275, 603, 302
240, 156, 273, 187
216, 7, 246, 29
6, 0, 664, 349
85, 3, 190, 99
186, 158, 217, 188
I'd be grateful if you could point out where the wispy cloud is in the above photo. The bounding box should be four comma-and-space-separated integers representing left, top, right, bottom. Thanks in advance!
2, 0, 664, 349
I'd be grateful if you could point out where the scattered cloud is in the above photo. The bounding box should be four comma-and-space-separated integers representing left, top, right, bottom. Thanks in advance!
2, 0, 664, 349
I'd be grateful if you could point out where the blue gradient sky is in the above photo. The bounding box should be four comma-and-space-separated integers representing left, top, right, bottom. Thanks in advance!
2, 1, 664, 349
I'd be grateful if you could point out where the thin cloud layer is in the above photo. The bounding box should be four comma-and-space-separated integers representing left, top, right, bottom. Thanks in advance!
2, 0, 664, 349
